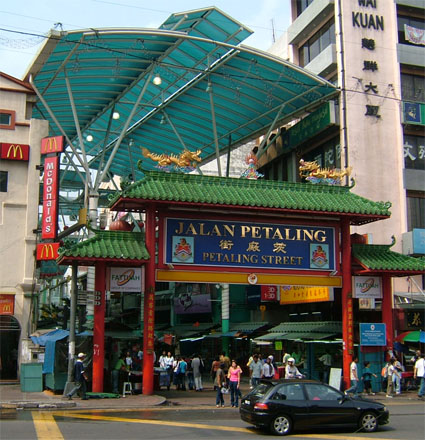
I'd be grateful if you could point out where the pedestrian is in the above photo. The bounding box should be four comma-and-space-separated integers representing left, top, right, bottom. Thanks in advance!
285, 357, 302, 379
414, 353, 425, 400
173, 356, 181, 389
386, 358, 396, 398
262, 355, 275, 379
215, 362, 226, 407
249, 354, 263, 388
66, 353, 88, 400
227, 359, 242, 408
159, 350, 167, 369
345, 356, 360, 396
210, 356, 221, 390
393, 356, 404, 395
179, 356, 187, 390
191, 354, 204, 391
361, 361, 377, 395
318, 350, 332, 384
381, 359, 390, 392
111, 352, 126, 394
162, 351, 174, 390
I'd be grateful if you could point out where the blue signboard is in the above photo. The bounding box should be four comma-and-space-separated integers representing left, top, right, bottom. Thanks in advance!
360, 323, 386, 346
164, 218, 336, 271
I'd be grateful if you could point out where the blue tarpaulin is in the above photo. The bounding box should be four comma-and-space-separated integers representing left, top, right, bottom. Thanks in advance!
31, 329, 69, 374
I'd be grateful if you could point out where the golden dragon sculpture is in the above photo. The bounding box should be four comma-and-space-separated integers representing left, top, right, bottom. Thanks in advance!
142, 148, 202, 170
299, 159, 352, 185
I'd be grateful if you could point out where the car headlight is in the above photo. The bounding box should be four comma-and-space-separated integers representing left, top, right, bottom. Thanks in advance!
382, 406, 387, 412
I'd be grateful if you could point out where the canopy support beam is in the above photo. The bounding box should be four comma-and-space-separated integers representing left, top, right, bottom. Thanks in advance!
162, 111, 187, 150
207, 80, 222, 177
95, 71, 154, 189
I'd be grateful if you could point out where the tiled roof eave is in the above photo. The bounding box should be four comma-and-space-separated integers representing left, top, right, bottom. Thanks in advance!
57, 256, 149, 266
111, 198, 390, 224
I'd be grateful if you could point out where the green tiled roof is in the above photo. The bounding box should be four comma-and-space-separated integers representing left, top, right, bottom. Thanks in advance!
352, 244, 425, 273
268, 321, 342, 334
58, 230, 149, 262
110, 171, 391, 224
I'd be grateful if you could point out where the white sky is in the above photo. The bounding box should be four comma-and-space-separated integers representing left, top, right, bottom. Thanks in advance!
0, 0, 291, 79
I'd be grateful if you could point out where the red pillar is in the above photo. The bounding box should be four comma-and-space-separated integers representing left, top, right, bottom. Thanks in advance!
341, 218, 353, 390
143, 206, 156, 395
93, 261, 106, 392
381, 274, 394, 352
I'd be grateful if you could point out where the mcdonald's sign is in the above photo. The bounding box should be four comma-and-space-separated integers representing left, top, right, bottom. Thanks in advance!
0, 143, 30, 161
0, 294, 15, 315
36, 242, 60, 261
41, 156, 59, 239
41, 136, 64, 154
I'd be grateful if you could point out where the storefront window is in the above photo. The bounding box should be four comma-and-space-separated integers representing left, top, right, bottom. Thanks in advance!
0, 171, 7, 192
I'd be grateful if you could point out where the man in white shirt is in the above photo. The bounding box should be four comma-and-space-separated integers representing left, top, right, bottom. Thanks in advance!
345, 357, 359, 396
414, 353, 425, 400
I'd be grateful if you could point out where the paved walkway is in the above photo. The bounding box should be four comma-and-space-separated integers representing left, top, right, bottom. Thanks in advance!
0, 380, 422, 411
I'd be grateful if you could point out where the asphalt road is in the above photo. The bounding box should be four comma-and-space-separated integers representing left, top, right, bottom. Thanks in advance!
0, 401, 424, 440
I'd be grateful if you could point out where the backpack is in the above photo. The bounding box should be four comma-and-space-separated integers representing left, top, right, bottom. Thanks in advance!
381, 365, 388, 378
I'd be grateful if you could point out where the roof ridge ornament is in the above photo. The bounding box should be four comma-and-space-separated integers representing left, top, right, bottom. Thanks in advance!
299, 159, 352, 185
240, 153, 263, 180
141, 147, 202, 172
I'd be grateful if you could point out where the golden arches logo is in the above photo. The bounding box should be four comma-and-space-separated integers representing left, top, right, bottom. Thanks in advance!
6, 144, 23, 159
2, 304, 11, 312
40, 244, 55, 259
42, 137, 57, 153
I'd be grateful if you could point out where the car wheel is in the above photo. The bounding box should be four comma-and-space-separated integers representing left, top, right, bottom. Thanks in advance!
359, 411, 378, 433
269, 414, 292, 436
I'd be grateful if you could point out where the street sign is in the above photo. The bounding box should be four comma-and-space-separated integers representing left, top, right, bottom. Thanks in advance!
360, 323, 386, 346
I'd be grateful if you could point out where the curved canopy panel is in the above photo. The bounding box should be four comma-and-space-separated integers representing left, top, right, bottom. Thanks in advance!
25, 7, 337, 192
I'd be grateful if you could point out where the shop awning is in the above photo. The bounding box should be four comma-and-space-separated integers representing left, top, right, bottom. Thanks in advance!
268, 321, 342, 334
352, 243, 425, 275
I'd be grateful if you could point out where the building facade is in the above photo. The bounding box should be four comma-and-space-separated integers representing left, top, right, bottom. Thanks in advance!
0, 72, 48, 379
261, 0, 424, 297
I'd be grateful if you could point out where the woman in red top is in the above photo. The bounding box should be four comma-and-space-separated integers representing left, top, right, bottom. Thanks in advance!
227, 359, 242, 407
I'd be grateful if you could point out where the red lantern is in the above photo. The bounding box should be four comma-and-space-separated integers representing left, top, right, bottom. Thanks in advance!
109, 219, 132, 231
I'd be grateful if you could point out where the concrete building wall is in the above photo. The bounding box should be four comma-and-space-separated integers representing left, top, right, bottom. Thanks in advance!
0, 73, 49, 373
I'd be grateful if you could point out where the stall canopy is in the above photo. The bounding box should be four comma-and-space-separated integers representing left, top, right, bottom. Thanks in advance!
25, 6, 338, 201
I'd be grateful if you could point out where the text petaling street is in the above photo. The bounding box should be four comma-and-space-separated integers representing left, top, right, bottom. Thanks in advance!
175, 222, 328, 242
202, 252, 304, 266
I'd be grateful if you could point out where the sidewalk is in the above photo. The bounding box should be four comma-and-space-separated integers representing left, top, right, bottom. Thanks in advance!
0, 380, 422, 411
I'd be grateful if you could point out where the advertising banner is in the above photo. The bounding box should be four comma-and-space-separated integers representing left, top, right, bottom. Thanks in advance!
360, 323, 386, 346
279, 285, 333, 304
0, 294, 15, 315
36, 242, 60, 261
41, 135, 65, 154
353, 276, 382, 298
41, 156, 59, 239
0, 143, 30, 161
261, 285, 278, 302
174, 293, 212, 314
110, 267, 142, 292
165, 218, 336, 271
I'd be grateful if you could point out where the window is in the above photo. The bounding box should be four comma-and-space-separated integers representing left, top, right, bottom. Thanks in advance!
273, 383, 305, 400
298, 19, 335, 67
407, 192, 425, 230
404, 134, 425, 170
0, 171, 8, 192
296, 0, 314, 17
303, 137, 341, 169
305, 383, 342, 401
398, 15, 425, 45
0, 110, 15, 130
401, 74, 425, 103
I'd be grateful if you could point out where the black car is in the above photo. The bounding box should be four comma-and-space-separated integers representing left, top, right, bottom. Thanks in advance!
239, 379, 389, 436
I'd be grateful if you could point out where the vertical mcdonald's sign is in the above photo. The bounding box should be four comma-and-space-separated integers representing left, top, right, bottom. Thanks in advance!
0, 143, 30, 161
41, 136, 64, 154
36, 242, 60, 261
42, 156, 59, 239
